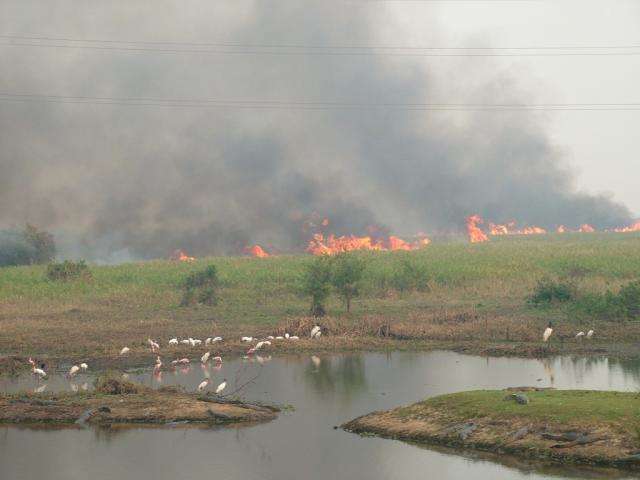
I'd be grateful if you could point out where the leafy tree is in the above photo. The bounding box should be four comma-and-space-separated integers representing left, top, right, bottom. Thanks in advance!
331, 253, 365, 313
23, 223, 56, 263
46, 260, 92, 281
302, 256, 333, 317
181, 265, 220, 306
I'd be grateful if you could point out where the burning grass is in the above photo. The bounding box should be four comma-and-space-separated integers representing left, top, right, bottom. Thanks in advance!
343, 389, 640, 469
1, 233, 640, 362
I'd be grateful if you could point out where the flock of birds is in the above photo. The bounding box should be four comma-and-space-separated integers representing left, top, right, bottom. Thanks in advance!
28, 325, 324, 395
542, 322, 595, 343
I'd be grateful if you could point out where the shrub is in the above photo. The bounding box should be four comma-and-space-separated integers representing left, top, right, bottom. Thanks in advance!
180, 265, 219, 306
331, 253, 365, 312
94, 375, 141, 394
301, 256, 332, 317
528, 277, 576, 305
46, 260, 92, 281
390, 255, 430, 293
568, 281, 640, 322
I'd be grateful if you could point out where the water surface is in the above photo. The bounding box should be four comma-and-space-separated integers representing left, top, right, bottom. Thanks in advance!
2, 351, 639, 480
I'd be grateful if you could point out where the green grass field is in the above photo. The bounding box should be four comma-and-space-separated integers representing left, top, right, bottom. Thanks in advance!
1, 232, 639, 360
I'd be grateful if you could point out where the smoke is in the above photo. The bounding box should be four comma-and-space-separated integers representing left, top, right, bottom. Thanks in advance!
0, 1, 632, 260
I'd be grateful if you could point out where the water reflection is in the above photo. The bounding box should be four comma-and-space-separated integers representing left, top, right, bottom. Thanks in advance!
1, 351, 640, 480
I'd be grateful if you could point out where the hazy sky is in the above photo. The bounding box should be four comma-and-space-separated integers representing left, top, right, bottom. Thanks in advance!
390, 0, 640, 214
0, 1, 638, 258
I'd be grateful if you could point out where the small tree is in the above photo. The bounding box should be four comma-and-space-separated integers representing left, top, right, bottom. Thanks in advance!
46, 260, 92, 281
331, 253, 365, 313
181, 265, 220, 306
302, 256, 332, 317
23, 223, 56, 264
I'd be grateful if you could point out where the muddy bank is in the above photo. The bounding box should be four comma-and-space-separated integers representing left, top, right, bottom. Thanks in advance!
343, 389, 640, 470
0, 379, 278, 427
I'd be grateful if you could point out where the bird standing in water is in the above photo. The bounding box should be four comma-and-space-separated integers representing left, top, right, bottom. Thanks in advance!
216, 379, 227, 394
543, 322, 553, 342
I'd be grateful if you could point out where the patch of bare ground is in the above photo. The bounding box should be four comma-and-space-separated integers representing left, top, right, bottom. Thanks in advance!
343, 389, 640, 470
0, 378, 277, 427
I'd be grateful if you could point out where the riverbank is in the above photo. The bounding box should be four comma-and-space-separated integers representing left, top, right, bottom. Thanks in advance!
343, 389, 640, 469
1, 233, 639, 368
0, 378, 278, 427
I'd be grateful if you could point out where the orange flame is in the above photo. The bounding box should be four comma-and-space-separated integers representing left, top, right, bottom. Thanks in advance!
612, 221, 640, 233
170, 249, 195, 262
578, 224, 595, 233
488, 222, 546, 235
245, 245, 270, 258
466, 215, 489, 243
306, 233, 430, 256
557, 225, 567, 233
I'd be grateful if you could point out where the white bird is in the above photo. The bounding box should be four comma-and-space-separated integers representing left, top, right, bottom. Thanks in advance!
575, 331, 585, 339
180, 339, 190, 345
267, 336, 274, 340
310, 325, 321, 339
205, 337, 212, 346
79, 363, 88, 371
147, 338, 160, 352
212, 336, 222, 343
241, 336, 253, 342
289, 335, 300, 340
119, 347, 130, 356
154, 356, 163, 370
212, 356, 223, 364
275, 336, 284, 340
543, 323, 553, 342
201, 351, 211, 363
68, 365, 80, 377
284, 333, 290, 339
586, 329, 594, 339
32, 367, 47, 378
255, 340, 271, 350
171, 358, 190, 365
168, 338, 179, 345
192, 339, 202, 346
215, 380, 227, 394
197, 379, 210, 392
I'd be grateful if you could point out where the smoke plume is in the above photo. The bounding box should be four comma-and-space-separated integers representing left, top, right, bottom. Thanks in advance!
0, 1, 631, 260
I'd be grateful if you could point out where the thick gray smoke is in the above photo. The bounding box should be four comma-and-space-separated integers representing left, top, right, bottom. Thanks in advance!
0, 1, 632, 260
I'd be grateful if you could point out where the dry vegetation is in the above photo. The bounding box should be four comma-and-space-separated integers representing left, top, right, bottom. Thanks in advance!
343, 389, 640, 469
1, 233, 639, 365
0, 377, 278, 426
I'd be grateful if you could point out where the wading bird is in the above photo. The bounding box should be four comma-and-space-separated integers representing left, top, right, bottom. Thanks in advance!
197, 379, 209, 392
289, 336, 300, 340
284, 333, 290, 339
575, 331, 585, 339
201, 351, 211, 364
180, 339, 190, 345
212, 336, 223, 343
32, 366, 47, 378
275, 336, 284, 340
80, 363, 88, 371
587, 329, 594, 339
205, 338, 212, 346
216, 379, 227, 394
147, 338, 160, 352
241, 336, 253, 342
154, 356, 162, 371
310, 325, 321, 339
212, 356, 223, 364
171, 358, 190, 366
68, 365, 80, 377
120, 347, 130, 356
543, 323, 553, 342
168, 338, 178, 346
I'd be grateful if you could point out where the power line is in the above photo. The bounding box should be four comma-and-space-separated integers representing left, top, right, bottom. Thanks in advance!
1, 92, 638, 111
3, 34, 636, 51
3, 41, 639, 57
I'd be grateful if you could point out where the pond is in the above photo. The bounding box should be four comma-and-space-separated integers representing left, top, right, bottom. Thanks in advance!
2, 351, 640, 480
